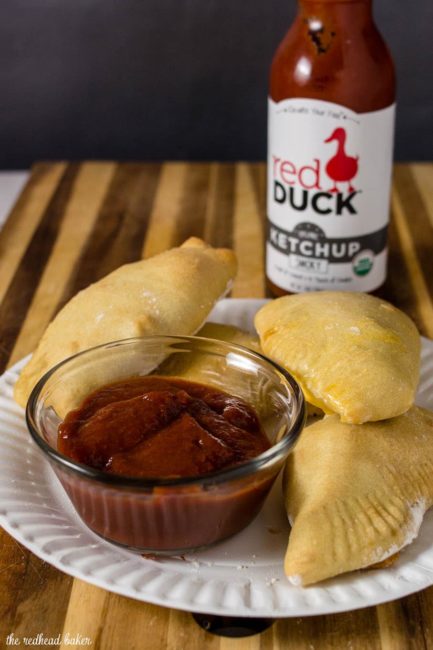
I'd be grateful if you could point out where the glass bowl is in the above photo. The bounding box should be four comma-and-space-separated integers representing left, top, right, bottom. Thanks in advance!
26, 336, 305, 554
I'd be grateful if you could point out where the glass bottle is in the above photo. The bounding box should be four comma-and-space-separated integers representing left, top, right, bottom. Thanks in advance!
267, 0, 396, 295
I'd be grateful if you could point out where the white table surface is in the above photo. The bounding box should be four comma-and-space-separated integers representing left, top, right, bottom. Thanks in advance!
0, 171, 29, 228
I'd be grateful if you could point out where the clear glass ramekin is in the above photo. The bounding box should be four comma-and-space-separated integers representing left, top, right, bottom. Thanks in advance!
26, 336, 305, 554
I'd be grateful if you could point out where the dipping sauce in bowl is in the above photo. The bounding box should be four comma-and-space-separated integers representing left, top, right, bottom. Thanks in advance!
27, 336, 305, 553
58, 377, 271, 478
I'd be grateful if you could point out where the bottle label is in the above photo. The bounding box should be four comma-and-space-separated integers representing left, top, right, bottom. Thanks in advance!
267, 98, 395, 292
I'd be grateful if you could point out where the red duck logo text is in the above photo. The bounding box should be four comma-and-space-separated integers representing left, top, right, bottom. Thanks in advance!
272, 127, 359, 216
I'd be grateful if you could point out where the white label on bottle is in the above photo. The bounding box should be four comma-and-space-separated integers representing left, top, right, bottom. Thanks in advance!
267, 98, 395, 292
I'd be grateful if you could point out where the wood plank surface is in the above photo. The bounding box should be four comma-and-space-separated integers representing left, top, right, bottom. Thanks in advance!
0, 161, 432, 649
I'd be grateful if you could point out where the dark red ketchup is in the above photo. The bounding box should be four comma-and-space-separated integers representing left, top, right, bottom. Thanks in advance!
57, 377, 274, 551
58, 377, 270, 478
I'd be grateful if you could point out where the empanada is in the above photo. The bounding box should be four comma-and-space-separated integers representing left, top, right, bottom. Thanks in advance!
255, 292, 420, 423
14, 238, 237, 408
283, 407, 433, 586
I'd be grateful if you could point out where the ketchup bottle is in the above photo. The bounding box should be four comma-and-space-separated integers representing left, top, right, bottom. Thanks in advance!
267, 0, 395, 295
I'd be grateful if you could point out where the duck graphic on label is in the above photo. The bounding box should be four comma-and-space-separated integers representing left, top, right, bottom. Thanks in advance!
324, 128, 359, 193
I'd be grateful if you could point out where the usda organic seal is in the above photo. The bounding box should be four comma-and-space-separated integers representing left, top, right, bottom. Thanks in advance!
352, 250, 374, 276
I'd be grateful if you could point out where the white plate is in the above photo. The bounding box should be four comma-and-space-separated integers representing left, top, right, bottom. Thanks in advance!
1, 298, 433, 618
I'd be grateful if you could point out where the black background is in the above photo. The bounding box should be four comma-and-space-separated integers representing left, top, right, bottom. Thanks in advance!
1, 0, 432, 168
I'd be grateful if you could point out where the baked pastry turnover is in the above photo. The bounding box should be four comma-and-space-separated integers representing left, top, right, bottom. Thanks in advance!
255, 292, 420, 424
283, 407, 433, 586
14, 238, 237, 408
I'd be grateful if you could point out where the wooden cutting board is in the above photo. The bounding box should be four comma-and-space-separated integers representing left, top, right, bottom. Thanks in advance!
0, 161, 433, 649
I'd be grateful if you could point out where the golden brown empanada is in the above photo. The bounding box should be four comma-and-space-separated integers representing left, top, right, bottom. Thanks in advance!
255, 292, 420, 423
283, 407, 433, 586
14, 238, 237, 408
